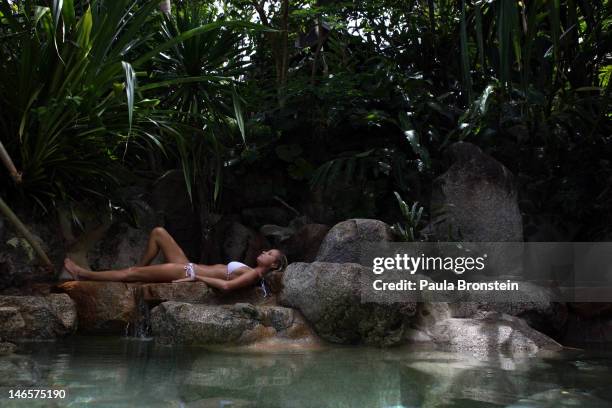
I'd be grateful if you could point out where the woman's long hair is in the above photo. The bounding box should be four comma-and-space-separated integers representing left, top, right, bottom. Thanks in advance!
271, 252, 288, 273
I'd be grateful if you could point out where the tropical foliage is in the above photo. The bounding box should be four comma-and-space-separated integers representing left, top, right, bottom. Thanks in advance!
230, 0, 611, 239
1, 0, 610, 242
0, 0, 250, 213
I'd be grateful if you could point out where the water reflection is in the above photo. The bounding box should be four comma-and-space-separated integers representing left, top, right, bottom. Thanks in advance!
0, 337, 610, 407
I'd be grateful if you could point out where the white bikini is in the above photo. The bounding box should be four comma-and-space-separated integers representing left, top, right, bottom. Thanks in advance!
226, 261, 269, 297
226, 261, 249, 279
183, 261, 268, 297
184, 263, 196, 279
184, 261, 249, 280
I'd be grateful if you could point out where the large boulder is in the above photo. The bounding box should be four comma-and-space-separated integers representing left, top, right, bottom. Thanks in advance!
282, 223, 330, 263
425, 312, 562, 356
89, 222, 154, 270
57, 281, 278, 335
140, 282, 216, 305
82, 190, 161, 270
316, 219, 393, 264
0, 295, 76, 340
57, 281, 139, 334
449, 282, 568, 337
0, 217, 61, 289
428, 142, 523, 242
260, 224, 294, 246
222, 222, 270, 266
151, 302, 317, 345
279, 262, 417, 346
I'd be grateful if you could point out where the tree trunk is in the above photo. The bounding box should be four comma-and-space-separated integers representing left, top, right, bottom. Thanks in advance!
0, 140, 21, 183
0, 197, 52, 267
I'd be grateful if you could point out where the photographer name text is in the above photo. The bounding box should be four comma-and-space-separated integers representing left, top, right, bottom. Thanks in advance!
371, 254, 519, 292
372, 279, 519, 291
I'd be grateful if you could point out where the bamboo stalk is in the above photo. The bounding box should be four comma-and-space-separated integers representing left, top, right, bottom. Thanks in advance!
0, 196, 53, 267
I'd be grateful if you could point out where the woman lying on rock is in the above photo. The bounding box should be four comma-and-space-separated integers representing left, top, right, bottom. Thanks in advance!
64, 227, 287, 293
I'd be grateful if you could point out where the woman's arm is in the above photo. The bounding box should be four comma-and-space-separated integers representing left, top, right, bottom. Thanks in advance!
195, 271, 258, 292
172, 276, 196, 283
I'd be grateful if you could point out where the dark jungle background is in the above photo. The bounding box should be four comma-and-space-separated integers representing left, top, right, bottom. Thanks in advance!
0, 0, 610, 273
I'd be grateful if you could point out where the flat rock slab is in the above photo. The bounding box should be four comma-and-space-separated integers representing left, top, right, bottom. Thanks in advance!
449, 282, 568, 336
57, 281, 277, 335
151, 302, 318, 345
140, 282, 215, 304
427, 313, 563, 356
0, 294, 76, 341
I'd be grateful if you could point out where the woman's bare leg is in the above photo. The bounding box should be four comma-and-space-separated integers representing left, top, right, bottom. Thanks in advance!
64, 258, 185, 282
138, 227, 189, 266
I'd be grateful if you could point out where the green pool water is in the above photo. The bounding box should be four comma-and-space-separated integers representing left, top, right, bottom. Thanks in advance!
2, 337, 612, 407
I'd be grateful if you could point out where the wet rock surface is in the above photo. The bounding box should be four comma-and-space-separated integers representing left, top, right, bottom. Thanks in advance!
57, 281, 284, 336
449, 282, 568, 337
315, 219, 393, 264
427, 142, 523, 242
141, 282, 216, 305
280, 262, 417, 346
221, 222, 270, 266
0, 217, 62, 289
57, 281, 139, 334
281, 223, 330, 263
151, 302, 318, 345
0, 294, 76, 341
424, 312, 563, 356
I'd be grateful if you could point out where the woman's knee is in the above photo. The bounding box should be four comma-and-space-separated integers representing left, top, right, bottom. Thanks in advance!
151, 227, 171, 242
152, 226, 167, 236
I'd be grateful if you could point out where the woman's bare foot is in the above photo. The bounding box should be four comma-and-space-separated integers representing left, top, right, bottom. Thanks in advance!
64, 258, 88, 281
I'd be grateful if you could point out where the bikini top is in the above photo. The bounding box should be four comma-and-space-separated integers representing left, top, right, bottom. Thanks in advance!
227, 261, 268, 297
227, 261, 249, 274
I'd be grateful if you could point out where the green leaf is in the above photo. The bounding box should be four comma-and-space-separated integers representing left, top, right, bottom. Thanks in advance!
133, 20, 270, 68
75, 6, 92, 51
138, 75, 230, 91
52, 0, 63, 30
34, 6, 50, 27
61, 0, 75, 27
121, 61, 136, 133
232, 85, 246, 143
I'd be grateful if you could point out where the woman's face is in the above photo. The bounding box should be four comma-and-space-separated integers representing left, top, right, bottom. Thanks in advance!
257, 249, 281, 268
